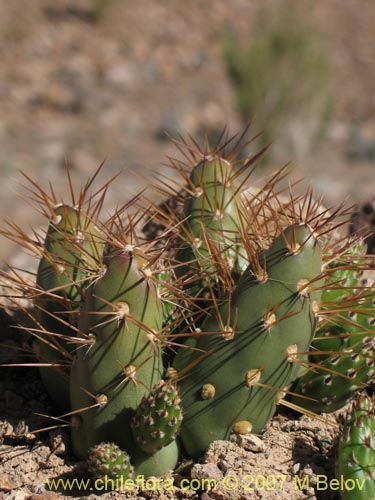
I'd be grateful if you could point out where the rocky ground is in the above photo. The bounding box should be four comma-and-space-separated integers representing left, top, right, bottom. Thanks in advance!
0, 1, 374, 499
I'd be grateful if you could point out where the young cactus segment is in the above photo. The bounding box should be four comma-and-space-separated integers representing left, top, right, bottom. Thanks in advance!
70, 245, 163, 458
37, 204, 102, 303
173, 224, 322, 458
87, 442, 134, 481
36, 204, 103, 410
175, 156, 245, 298
290, 333, 375, 413
131, 380, 183, 454
290, 244, 375, 414
336, 393, 375, 500
131, 440, 180, 478
309, 242, 369, 358
36, 205, 103, 333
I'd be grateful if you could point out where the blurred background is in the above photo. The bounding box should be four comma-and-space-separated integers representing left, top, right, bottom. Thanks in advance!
0, 0, 374, 264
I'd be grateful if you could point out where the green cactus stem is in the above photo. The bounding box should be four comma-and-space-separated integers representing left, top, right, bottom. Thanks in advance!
290, 334, 375, 414
131, 440, 180, 478
309, 242, 368, 358
36, 204, 103, 410
70, 245, 163, 458
175, 155, 245, 302
290, 243, 375, 414
173, 223, 322, 457
336, 393, 375, 500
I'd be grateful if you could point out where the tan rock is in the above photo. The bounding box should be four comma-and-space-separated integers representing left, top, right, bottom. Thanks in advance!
0, 473, 16, 491
230, 432, 267, 452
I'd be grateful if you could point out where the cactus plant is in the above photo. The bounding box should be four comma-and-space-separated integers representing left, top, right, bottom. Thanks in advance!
290, 242, 375, 413
131, 379, 183, 454
70, 242, 164, 458
161, 135, 269, 313
307, 242, 369, 357
173, 223, 323, 457
35, 204, 103, 411
175, 155, 245, 288
87, 441, 134, 480
0, 166, 114, 408
131, 440, 180, 478
1, 127, 373, 482
336, 392, 375, 500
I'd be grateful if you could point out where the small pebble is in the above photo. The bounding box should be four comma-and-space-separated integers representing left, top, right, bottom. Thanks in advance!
14, 420, 28, 436
29, 493, 60, 500
201, 490, 226, 500
10, 491, 30, 500
0, 421, 14, 438
217, 459, 231, 473
190, 463, 223, 482
292, 462, 301, 474
49, 429, 70, 456
0, 473, 17, 491
230, 432, 266, 452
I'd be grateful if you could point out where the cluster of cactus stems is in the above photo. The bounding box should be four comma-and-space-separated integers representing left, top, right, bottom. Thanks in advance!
0, 129, 374, 483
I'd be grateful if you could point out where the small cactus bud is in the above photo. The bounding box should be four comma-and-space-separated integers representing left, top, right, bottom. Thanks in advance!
131, 380, 183, 454
87, 442, 134, 481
